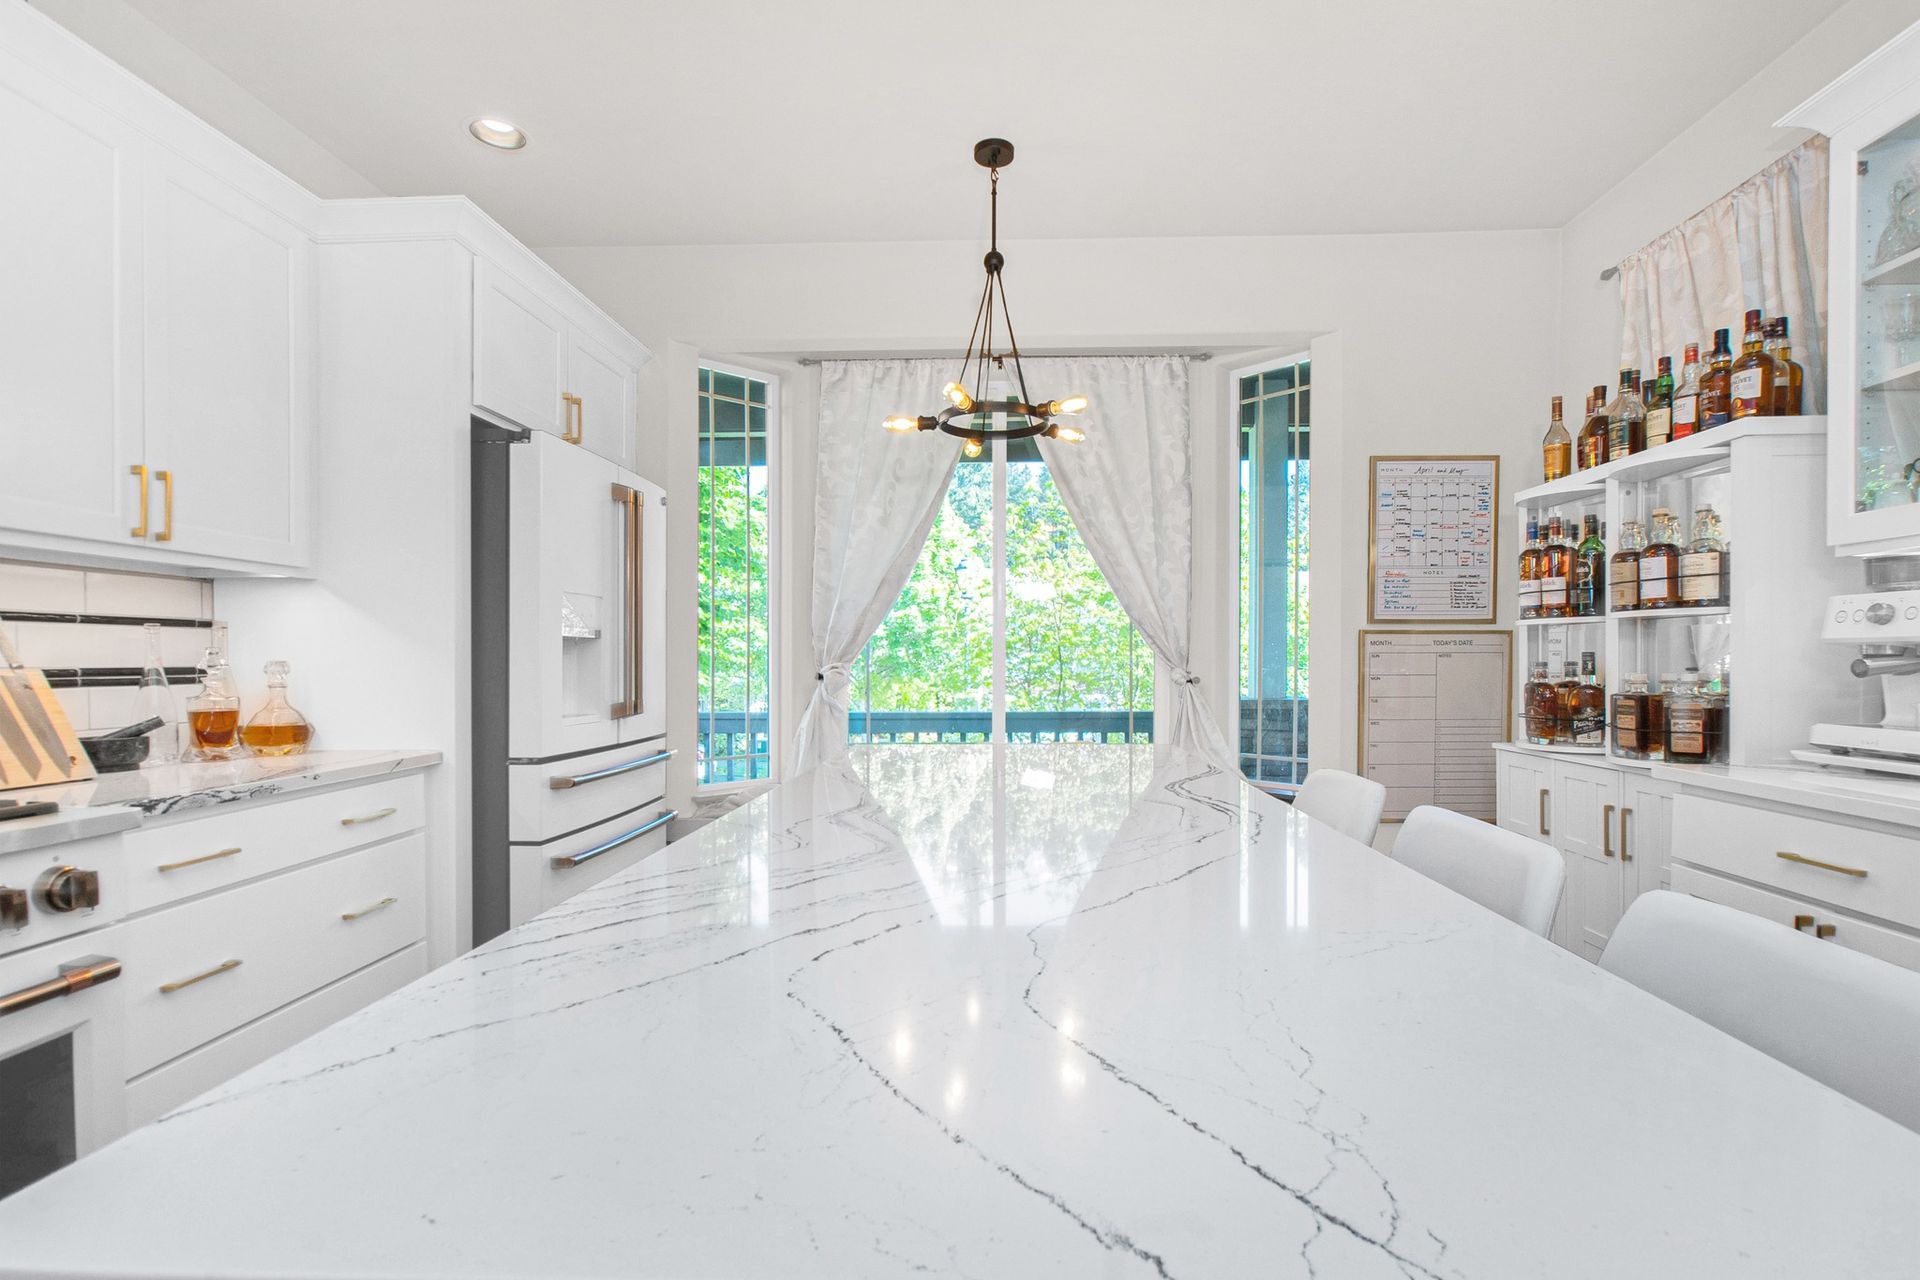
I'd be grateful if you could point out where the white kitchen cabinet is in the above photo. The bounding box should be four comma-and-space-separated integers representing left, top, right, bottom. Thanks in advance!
1555, 760, 1622, 960
566, 327, 639, 468
1620, 773, 1674, 898
141, 153, 311, 566
1495, 750, 1552, 840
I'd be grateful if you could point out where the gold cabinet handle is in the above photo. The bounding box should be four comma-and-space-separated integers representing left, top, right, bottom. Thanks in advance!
341, 896, 397, 922
562, 392, 583, 443
155, 469, 174, 542
159, 958, 241, 994
1816, 923, 1837, 939
573, 392, 585, 444
1793, 914, 1816, 931
157, 846, 241, 874
1602, 803, 1615, 858
1537, 787, 1549, 837
129, 464, 149, 539
1776, 851, 1868, 878
1619, 806, 1633, 863
340, 806, 397, 827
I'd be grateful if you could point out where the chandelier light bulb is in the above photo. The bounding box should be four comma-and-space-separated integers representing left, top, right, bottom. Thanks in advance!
1050, 423, 1086, 444
943, 382, 976, 412
963, 437, 984, 459
883, 414, 920, 433
1049, 395, 1090, 416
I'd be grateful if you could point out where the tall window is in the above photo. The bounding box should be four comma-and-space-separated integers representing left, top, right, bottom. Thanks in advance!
1239, 359, 1310, 785
697, 366, 773, 784
852, 427, 1152, 744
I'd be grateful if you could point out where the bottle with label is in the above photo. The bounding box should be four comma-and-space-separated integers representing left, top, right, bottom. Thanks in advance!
1573, 514, 1606, 617
1642, 356, 1674, 448
241, 660, 314, 757
1638, 508, 1683, 609
1553, 662, 1581, 744
1670, 343, 1702, 439
1664, 669, 1714, 763
1524, 662, 1558, 745
1729, 309, 1776, 419
1519, 517, 1543, 619
1540, 516, 1573, 618
1610, 520, 1645, 612
1607, 368, 1646, 461
1542, 395, 1572, 482
186, 621, 242, 761
1611, 673, 1652, 759
1572, 652, 1606, 746
1678, 506, 1727, 606
1766, 317, 1804, 415
1577, 384, 1611, 470
1699, 329, 1734, 429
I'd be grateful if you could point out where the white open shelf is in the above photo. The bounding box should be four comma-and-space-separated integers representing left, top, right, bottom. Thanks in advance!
1500, 741, 1605, 759
1609, 605, 1732, 622
1864, 243, 1920, 287
1862, 360, 1920, 392
1513, 416, 1826, 507
1515, 614, 1606, 628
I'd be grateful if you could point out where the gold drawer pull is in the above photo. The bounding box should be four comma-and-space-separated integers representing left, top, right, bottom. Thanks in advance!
1816, 923, 1838, 939
157, 846, 241, 874
159, 958, 241, 994
341, 896, 397, 922
341, 806, 398, 827
1776, 851, 1868, 879
1793, 914, 1816, 931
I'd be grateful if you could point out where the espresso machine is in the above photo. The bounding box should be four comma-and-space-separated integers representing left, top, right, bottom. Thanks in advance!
1799, 558, 1920, 776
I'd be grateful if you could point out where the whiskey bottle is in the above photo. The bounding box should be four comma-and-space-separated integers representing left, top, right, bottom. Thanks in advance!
1542, 395, 1572, 482
1573, 514, 1606, 617
1519, 517, 1543, 619
1699, 329, 1733, 429
1678, 506, 1727, 607
1540, 516, 1573, 618
1572, 651, 1606, 746
1577, 384, 1611, 470
1612, 673, 1652, 759
1553, 662, 1581, 744
1524, 662, 1558, 745
1766, 317, 1805, 415
1638, 508, 1683, 609
1670, 342, 1702, 439
1664, 669, 1713, 763
1607, 368, 1646, 461
1729, 309, 1776, 419
1644, 356, 1674, 448
1610, 519, 1646, 612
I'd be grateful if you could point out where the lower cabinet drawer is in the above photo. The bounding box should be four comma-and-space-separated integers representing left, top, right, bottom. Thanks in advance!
508, 739, 671, 843
123, 833, 427, 1076
1672, 862, 1920, 972
509, 804, 673, 928
1669, 796, 1920, 929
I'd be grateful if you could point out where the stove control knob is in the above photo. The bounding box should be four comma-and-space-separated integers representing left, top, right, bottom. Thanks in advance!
36, 866, 99, 913
0, 887, 26, 930
1867, 602, 1897, 625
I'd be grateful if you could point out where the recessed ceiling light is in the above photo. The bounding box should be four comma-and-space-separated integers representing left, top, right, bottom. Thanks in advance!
468, 118, 526, 150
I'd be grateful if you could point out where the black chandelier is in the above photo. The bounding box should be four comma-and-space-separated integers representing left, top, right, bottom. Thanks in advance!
883, 138, 1087, 458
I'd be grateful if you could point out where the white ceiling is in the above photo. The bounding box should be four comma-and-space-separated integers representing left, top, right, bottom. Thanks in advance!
116, 0, 1846, 247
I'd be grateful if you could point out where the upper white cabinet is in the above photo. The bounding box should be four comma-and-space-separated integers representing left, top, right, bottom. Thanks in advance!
1784, 24, 1920, 556
474, 259, 642, 468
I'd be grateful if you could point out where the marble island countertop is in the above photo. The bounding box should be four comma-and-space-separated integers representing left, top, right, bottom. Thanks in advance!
0, 744, 1914, 1278
0, 749, 441, 853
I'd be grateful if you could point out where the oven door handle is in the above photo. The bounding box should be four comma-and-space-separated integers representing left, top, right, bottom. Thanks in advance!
0, 955, 122, 1018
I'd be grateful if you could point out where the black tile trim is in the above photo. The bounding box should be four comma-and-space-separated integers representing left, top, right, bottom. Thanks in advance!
507, 795, 669, 848
0, 612, 211, 628
42, 667, 201, 689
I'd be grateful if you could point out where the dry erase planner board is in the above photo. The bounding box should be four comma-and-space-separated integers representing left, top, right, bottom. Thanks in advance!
1368, 455, 1499, 623
1358, 629, 1512, 823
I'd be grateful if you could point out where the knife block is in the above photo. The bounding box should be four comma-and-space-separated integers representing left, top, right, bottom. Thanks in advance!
0, 668, 95, 789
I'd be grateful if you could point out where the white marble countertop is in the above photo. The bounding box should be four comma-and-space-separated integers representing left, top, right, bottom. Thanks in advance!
0, 744, 1913, 1277
0, 749, 441, 854
1653, 761, 1920, 829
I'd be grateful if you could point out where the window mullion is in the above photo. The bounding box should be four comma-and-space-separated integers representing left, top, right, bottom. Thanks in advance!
991, 410, 1008, 744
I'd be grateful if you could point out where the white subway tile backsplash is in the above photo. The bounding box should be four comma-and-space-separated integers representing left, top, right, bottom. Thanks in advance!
0, 562, 86, 613
13, 621, 124, 669
83, 568, 209, 620
2, 560, 214, 680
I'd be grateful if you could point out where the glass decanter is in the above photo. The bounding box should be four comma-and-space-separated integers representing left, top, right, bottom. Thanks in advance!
241, 660, 313, 757
132, 622, 182, 763
186, 621, 242, 760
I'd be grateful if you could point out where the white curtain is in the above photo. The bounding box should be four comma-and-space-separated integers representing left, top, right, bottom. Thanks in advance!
1619, 137, 1829, 411
790, 359, 960, 773
1028, 354, 1229, 764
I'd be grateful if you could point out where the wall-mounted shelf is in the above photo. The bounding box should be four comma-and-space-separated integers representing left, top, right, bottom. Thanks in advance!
1514, 417, 1828, 507
1609, 605, 1732, 622
1515, 615, 1607, 628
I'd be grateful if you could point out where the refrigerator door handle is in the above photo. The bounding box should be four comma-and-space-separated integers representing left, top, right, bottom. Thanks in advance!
610, 483, 643, 719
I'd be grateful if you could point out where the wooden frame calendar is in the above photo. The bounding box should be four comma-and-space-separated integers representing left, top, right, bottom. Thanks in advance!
1367, 455, 1500, 624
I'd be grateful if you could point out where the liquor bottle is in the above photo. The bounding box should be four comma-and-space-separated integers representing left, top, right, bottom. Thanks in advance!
1699, 329, 1734, 429
1607, 369, 1647, 461
1678, 506, 1727, 607
1519, 517, 1543, 619
1644, 356, 1674, 448
1670, 342, 1702, 439
1766, 317, 1805, 415
1540, 516, 1573, 618
186, 621, 242, 760
1577, 384, 1611, 470
1610, 519, 1646, 612
1572, 651, 1606, 746
1542, 395, 1572, 482
1638, 509, 1683, 609
1573, 515, 1606, 617
1523, 662, 1558, 745
1553, 662, 1581, 744
1729, 309, 1776, 419
240, 660, 314, 756
1664, 669, 1713, 763
1611, 673, 1651, 759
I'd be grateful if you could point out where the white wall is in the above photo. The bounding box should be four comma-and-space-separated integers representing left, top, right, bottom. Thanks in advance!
1558, 0, 1920, 393
540, 230, 1562, 809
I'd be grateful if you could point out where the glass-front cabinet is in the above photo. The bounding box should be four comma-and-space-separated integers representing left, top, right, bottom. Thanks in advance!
1787, 24, 1920, 555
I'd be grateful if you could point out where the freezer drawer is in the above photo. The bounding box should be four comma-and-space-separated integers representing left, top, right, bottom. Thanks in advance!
509, 804, 674, 929
508, 738, 671, 844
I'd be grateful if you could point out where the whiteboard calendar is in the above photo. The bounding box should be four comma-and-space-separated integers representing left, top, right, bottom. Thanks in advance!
1357, 629, 1512, 823
1367, 455, 1500, 623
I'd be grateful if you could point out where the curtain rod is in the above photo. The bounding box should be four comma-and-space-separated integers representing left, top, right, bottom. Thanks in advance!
793, 352, 1213, 366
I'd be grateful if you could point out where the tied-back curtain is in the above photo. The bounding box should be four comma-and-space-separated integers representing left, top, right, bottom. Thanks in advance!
1028, 355, 1229, 764
790, 359, 960, 773
1619, 137, 1829, 412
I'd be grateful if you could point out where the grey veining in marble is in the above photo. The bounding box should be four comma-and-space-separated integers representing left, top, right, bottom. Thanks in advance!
0, 744, 1914, 1278
5, 749, 441, 821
